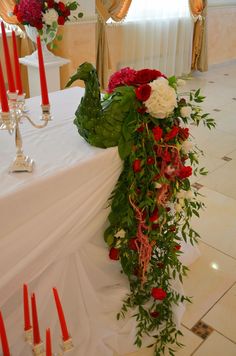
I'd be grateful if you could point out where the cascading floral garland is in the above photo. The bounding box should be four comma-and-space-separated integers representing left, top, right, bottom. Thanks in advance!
104, 68, 215, 355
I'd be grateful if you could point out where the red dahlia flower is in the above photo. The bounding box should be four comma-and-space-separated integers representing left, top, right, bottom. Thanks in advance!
151, 287, 167, 300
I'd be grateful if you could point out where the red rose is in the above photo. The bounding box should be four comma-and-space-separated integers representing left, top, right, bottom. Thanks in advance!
135, 84, 151, 101
109, 247, 119, 260
179, 127, 189, 141
150, 208, 158, 222
152, 126, 163, 141
133, 159, 142, 173
63, 8, 71, 17
178, 166, 192, 179
150, 311, 160, 318
135, 69, 164, 84
13, 4, 18, 15
151, 287, 167, 300
165, 126, 179, 142
47, 0, 54, 8
58, 15, 66, 25
128, 238, 138, 251
147, 156, 155, 165
58, 1, 66, 12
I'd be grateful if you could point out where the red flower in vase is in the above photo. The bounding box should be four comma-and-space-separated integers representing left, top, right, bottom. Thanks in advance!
135, 84, 151, 102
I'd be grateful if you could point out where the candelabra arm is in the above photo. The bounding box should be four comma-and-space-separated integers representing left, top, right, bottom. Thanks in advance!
21, 114, 50, 129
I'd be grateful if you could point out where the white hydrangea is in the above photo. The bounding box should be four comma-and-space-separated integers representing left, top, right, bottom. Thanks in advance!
43, 9, 58, 26
180, 106, 192, 118
181, 140, 193, 154
144, 77, 177, 119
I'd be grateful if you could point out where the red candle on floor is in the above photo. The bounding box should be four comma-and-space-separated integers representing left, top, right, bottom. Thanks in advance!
31, 293, 41, 345
36, 36, 49, 106
52, 288, 70, 341
23, 284, 31, 331
1, 22, 16, 93
0, 60, 9, 113
46, 328, 52, 356
12, 30, 23, 95
0, 311, 10, 356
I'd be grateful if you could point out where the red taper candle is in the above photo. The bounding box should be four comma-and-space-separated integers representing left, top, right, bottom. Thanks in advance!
31, 293, 41, 345
46, 328, 52, 356
36, 36, 49, 106
1, 22, 16, 93
0, 311, 10, 356
52, 288, 70, 341
0, 60, 9, 113
23, 284, 31, 331
12, 31, 23, 95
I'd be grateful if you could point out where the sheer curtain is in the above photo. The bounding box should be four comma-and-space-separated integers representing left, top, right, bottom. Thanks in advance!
120, 0, 193, 76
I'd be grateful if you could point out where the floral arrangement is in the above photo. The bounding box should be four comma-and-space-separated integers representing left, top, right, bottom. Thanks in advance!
12, 0, 83, 44
104, 68, 215, 355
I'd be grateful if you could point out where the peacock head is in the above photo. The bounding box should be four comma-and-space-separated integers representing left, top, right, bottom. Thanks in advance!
65, 62, 98, 88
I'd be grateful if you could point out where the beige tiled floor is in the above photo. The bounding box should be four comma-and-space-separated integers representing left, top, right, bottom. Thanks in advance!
115, 61, 236, 355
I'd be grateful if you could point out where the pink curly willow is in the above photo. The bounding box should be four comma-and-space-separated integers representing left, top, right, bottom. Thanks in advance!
129, 196, 152, 285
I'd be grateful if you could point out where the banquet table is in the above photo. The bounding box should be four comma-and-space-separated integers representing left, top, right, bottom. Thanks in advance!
0, 87, 199, 356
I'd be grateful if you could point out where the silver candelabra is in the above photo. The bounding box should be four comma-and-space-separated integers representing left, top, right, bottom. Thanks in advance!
0, 91, 52, 173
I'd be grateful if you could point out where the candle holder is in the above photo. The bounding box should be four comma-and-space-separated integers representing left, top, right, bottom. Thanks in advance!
60, 337, 74, 353
24, 327, 33, 344
32, 342, 45, 356
0, 91, 52, 173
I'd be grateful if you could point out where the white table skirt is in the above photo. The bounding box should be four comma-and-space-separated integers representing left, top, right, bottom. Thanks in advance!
0, 87, 199, 356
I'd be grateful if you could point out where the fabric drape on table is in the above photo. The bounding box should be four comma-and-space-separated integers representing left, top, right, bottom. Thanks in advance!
96, 0, 132, 89
0, 0, 35, 97
189, 0, 208, 71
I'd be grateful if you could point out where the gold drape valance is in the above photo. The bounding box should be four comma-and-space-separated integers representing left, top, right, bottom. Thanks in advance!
96, 0, 132, 89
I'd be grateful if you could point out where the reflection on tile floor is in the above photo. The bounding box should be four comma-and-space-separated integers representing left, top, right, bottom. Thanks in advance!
116, 61, 236, 356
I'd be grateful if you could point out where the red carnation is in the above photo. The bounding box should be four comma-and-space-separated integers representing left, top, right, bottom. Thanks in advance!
151, 287, 167, 300
152, 126, 163, 141
133, 159, 142, 173
58, 1, 66, 12
150, 311, 160, 318
165, 126, 179, 142
150, 208, 158, 222
135, 84, 151, 101
58, 15, 66, 25
107, 67, 137, 93
109, 247, 119, 260
179, 127, 190, 141
128, 238, 138, 251
147, 156, 155, 165
178, 166, 192, 179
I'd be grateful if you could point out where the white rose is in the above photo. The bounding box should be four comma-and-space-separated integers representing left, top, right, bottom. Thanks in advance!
43, 9, 58, 26
177, 79, 186, 87
115, 229, 126, 238
182, 140, 193, 154
180, 106, 192, 118
144, 77, 177, 119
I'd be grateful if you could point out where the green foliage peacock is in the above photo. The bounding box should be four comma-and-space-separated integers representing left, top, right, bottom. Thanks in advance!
66, 62, 137, 150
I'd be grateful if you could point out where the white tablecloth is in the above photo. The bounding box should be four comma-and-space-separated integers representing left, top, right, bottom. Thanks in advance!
0, 87, 199, 356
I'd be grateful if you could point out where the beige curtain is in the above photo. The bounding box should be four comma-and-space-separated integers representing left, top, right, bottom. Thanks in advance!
0, 0, 35, 97
96, 0, 132, 89
189, 0, 208, 71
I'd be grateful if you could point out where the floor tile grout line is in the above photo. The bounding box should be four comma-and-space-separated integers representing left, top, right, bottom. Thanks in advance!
200, 240, 236, 262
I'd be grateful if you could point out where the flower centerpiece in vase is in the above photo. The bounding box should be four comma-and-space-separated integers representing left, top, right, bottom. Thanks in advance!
12, 0, 83, 60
